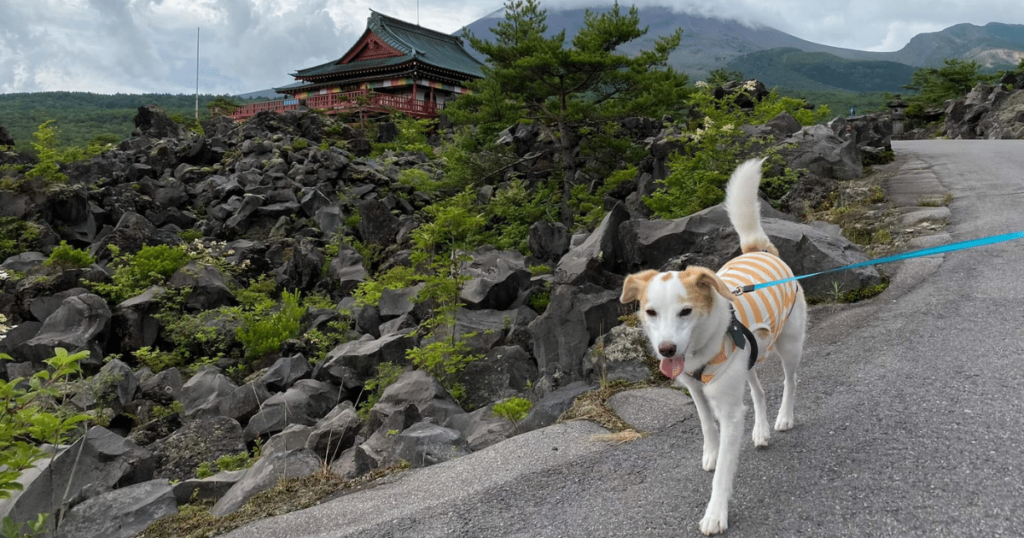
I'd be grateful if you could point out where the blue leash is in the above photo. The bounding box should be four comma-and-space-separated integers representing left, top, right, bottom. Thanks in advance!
735, 229, 1024, 295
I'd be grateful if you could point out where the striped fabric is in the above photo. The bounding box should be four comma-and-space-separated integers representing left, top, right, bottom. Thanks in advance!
696, 252, 799, 384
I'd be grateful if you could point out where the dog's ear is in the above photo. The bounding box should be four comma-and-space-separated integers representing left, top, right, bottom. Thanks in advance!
694, 269, 736, 302
620, 270, 658, 303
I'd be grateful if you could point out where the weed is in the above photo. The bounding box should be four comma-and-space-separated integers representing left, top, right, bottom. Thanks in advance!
492, 397, 533, 434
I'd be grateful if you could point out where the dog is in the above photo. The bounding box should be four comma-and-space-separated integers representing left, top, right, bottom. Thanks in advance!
619, 158, 808, 535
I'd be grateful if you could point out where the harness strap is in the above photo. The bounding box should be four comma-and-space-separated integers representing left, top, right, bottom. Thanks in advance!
689, 310, 758, 384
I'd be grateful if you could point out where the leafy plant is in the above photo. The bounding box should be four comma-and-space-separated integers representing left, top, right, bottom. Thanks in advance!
24, 120, 67, 185
195, 439, 262, 479
492, 397, 533, 434
647, 83, 826, 219
403, 190, 487, 401
358, 362, 404, 420
236, 289, 307, 362
371, 114, 434, 156
43, 241, 94, 272
0, 218, 42, 262
91, 244, 189, 303
0, 347, 92, 502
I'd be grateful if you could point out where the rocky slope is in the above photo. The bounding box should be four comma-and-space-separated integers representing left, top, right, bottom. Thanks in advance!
941, 77, 1024, 140
0, 97, 891, 535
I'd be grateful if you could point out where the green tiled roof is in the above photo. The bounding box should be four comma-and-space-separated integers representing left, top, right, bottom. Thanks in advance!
293, 11, 483, 80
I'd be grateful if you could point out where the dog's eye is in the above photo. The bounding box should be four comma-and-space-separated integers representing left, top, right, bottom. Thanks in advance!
645, 309, 657, 317
679, 308, 692, 317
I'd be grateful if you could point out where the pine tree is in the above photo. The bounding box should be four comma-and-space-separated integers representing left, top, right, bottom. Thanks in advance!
452, 0, 690, 227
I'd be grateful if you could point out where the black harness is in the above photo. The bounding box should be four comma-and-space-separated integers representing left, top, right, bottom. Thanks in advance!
689, 309, 759, 384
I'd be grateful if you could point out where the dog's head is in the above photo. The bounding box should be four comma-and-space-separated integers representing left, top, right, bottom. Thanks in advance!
620, 267, 735, 379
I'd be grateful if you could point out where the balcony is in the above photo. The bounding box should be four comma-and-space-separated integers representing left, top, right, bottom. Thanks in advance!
229, 90, 441, 121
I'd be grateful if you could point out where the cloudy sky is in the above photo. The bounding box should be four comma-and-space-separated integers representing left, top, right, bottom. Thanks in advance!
0, 0, 1020, 96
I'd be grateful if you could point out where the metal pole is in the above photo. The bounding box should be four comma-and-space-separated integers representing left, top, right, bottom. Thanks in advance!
195, 27, 200, 121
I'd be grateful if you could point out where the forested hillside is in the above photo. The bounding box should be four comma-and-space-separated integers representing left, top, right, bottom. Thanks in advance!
0, 93, 233, 153
727, 48, 918, 93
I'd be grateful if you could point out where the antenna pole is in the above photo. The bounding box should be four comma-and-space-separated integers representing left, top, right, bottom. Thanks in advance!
195, 27, 200, 121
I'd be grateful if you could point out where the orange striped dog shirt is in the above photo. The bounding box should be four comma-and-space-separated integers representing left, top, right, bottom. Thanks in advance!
694, 251, 800, 384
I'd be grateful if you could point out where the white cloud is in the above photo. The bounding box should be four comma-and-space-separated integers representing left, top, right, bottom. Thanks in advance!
0, 0, 1021, 95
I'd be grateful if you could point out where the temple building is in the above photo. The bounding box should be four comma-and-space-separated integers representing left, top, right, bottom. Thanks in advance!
231, 11, 484, 120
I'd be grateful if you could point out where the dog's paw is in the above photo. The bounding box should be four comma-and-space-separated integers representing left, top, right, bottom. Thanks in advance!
699, 507, 729, 535
752, 421, 771, 447
702, 447, 718, 471
775, 413, 794, 431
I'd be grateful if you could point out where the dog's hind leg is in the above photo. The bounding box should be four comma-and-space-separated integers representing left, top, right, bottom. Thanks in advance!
774, 290, 808, 431
747, 369, 770, 447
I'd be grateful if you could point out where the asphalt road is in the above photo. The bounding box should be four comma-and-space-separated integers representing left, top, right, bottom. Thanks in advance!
222, 140, 1024, 538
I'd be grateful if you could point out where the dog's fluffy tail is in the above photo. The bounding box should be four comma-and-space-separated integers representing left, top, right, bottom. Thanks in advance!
725, 158, 777, 255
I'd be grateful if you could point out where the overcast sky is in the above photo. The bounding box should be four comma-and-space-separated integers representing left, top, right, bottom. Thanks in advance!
0, 0, 1020, 96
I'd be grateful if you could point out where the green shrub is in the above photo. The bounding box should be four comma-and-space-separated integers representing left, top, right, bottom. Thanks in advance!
397, 168, 444, 194
0, 347, 92, 501
133, 346, 186, 373
371, 115, 434, 156
195, 439, 261, 479
44, 241, 95, 271
91, 244, 189, 303
352, 265, 418, 308
493, 397, 533, 434
24, 120, 68, 185
528, 290, 550, 314
358, 362, 405, 420
0, 217, 42, 262
236, 290, 307, 361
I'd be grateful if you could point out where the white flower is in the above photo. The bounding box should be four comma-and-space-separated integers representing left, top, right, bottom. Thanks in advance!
0, 269, 8, 280
0, 313, 13, 341
695, 81, 710, 89
742, 80, 758, 92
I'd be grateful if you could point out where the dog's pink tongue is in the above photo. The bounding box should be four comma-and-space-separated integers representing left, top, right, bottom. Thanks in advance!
660, 358, 685, 379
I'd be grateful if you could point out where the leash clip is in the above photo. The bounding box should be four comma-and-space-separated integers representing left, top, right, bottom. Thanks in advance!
732, 286, 745, 296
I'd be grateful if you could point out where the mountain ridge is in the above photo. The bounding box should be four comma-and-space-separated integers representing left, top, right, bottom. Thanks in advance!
459, 7, 1024, 90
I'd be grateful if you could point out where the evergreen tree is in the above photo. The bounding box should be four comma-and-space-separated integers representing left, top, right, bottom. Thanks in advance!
902, 58, 997, 108
452, 0, 690, 226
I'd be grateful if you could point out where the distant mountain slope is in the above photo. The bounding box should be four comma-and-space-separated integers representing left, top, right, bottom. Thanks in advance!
461, 6, 868, 80
726, 48, 919, 92
460, 7, 1024, 87
889, 22, 1024, 69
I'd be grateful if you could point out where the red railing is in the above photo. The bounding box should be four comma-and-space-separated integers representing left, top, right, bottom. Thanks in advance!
229, 90, 441, 121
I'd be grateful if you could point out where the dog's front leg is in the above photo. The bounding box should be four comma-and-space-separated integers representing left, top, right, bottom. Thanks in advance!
701, 386, 746, 535
679, 377, 719, 471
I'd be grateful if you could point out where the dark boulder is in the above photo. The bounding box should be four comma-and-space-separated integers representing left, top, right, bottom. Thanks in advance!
3, 427, 154, 530
57, 479, 178, 538
459, 247, 531, 311
134, 105, 185, 140
243, 379, 340, 441
167, 261, 236, 311
111, 286, 165, 353
15, 292, 111, 365
527, 283, 623, 380
150, 416, 246, 482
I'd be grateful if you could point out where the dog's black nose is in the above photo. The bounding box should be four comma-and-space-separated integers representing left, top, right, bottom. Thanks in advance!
658, 343, 676, 357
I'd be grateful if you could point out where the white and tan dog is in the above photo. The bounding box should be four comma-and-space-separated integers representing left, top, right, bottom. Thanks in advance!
620, 158, 808, 535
